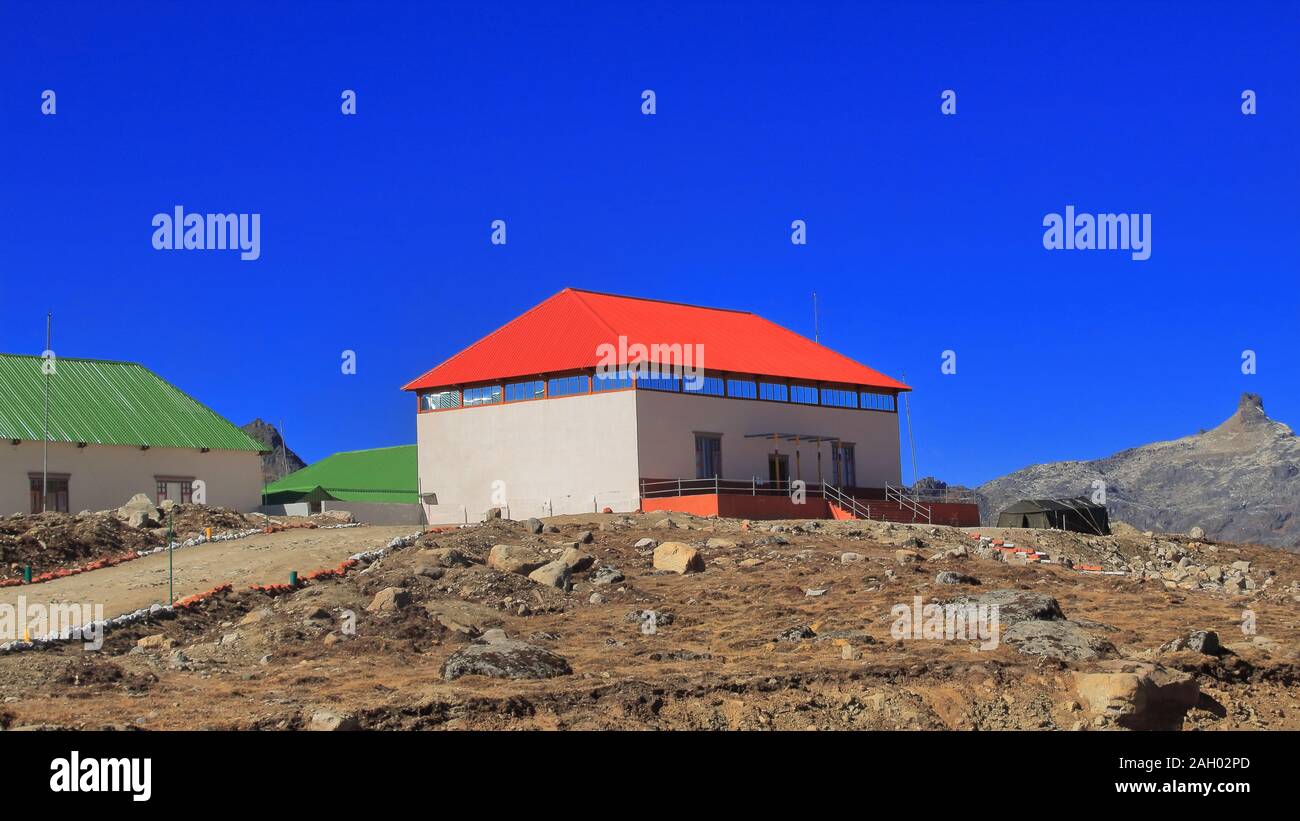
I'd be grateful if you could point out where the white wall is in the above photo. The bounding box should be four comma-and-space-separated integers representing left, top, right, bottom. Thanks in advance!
416, 389, 641, 523
0, 440, 264, 514
634, 389, 901, 488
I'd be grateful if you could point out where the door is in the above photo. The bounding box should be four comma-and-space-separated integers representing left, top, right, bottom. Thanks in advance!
768, 453, 789, 487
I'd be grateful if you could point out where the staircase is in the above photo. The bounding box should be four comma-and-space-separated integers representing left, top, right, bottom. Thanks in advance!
823, 484, 934, 524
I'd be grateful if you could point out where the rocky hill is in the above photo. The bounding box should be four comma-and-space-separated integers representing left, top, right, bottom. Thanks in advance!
976, 394, 1299, 550
241, 419, 307, 484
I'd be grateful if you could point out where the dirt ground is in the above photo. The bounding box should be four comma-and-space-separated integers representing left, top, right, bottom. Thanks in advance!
0, 512, 1297, 731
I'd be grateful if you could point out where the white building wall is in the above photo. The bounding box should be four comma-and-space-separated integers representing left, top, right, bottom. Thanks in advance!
415, 390, 641, 524
634, 389, 902, 488
0, 440, 264, 514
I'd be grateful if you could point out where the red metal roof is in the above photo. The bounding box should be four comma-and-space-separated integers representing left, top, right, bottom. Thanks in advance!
402, 288, 910, 392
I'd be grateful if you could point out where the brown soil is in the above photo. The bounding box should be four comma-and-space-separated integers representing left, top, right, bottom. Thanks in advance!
1, 513, 1297, 731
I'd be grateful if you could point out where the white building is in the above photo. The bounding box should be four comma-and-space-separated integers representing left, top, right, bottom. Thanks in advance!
404, 289, 915, 524
0, 354, 265, 514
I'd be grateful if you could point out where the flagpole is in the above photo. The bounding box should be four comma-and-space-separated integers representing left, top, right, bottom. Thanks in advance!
42, 312, 51, 513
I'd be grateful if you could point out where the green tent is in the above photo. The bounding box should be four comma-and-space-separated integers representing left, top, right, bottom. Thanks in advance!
264, 445, 417, 509
995, 498, 1110, 535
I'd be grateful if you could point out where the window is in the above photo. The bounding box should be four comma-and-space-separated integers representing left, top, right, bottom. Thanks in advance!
638, 374, 681, 392
861, 391, 896, 412
593, 369, 633, 391
684, 376, 725, 396
30, 476, 69, 513
505, 380, 545, 402
790, 384, 818, 405
695, 434, 722, 479
727, 379, 757, 399
181, 480, 194, 504
422, 390, 460, 410
759, 382, 788, 402
156, 480, 168, 503
463, 385, 502, 407
833, 443, 857, 487
821, 388, 858, 408
548, 374, 589, 397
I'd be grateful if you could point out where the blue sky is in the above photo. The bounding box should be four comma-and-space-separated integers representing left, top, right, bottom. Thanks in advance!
1, 1, 1296, 486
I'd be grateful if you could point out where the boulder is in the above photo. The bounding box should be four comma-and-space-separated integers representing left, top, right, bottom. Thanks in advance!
528, 560, 572, 589
487, 544, 547, 575
653, 542, 705, 574
947, 589, 1065, 625
1075, 661, 1200, 730
706, 538, 736, 549
441, 639, 572, 680
307, 709, 359, 731
840, 552, 864, 564
590, 566, 625, 586
136, 634, 174, 651
365, 587, 411, 613
559, 547, 594, 572
895, 550, 922, 565
634, 538, 657, 550
1188, 526, 1206, 539
525, 517, 544, 534
1003, 619, 1117, 661
935, 571, 980, 586
577, 530, 595, 544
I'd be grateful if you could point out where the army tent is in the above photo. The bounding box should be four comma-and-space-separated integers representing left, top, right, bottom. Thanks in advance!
995, 498, 1110, 535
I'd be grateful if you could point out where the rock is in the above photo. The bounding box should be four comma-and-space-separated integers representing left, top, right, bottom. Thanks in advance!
478, 628, 508, 644
1003, 620, 1117, 661
634, 538, 657, 550
739, 558, 764, 568
935, 571, 980, 586
653, 518, 678, 530
414, 564, 445, 579
590, 565, 625, 586
895, 550, 921, 565
1162, 629, 1221, 656
1231, 560, 1252, 573
840, 552, 864, 564
779, 625, 816, 642
559, 547, 595, 572
487, 544, 547, 575
239, 608, 273, 626
1188, 526, 1206, 539
527, 560, 572, 589
588, 592, 604, 604
307, 709, 359, 731
483, 507, 503, 521
136, 634, 174, 651
947, 589, 1065, 625
653, 542, 705, 574
118, 493, 160, 528
441, 639, 572, 680
1075, 661, 1200, 730
577, 530, 594, 544
303, 607, 331, 621
366, 587, 411, 613
422, 547, 472, 568
902, 536, 926, 549
706, 538, 736, 549
526, 517, 543, 534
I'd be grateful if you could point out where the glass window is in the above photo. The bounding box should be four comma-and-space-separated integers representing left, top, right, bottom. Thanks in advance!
593, 369, 634, 391
463, 385, 503, 407
860, 391, 896, 412
758, 382, 788, 402
790, 384, 818, 405
821, 388, 858, 408
422, 390, 460, 410
727, 379, 757, 399
29, 477, 69, 513
684, 376, 725, 396
548, 374, 589, 397
695, 434, 722, 479
638, 374, 681, 392
505, 380, 545, 402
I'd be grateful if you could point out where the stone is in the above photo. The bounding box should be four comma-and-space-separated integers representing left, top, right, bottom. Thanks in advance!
946, 589, 1065, 625
634, 538, 657, 550
239, 608, 273, 626
589, 592, 605, 604
739, 558, 764, 568
1075, 661, 1200, 730
441, 639, 571, 680
559, 547, 595, 572
487, 544, 547, 575
653, 542, 705, 574
1003, 620, 1117, 661
414, 564, 445, 580
526, 517, 544, 534
895, 550, 922, 565
483, 507, 503, 521
136, 634, 174, 651
423, 547, 471, 568
1188, 526, 1206, 539
118, 493, 159, 528
1231, 560, 1252, 573
303, 607, 331, 621
307, 709, 359, 731
366, 587, 411, 613
1163, 629, 1221, 656
527, 560, 572, 589
840, 552, 864, 564
590, 565, 625, 586
935, 571, 980, 586
706, 538, 737, 549
577, 530, 594, 544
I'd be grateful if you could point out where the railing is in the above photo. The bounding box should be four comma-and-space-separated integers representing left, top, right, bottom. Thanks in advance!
640, 477, 819, 499
885, 481, 932, 524
821, 483, 871, 519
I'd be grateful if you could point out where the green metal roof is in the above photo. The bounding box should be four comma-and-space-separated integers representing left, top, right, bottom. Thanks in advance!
264, 445, 418, 504
0, 354, 265, 452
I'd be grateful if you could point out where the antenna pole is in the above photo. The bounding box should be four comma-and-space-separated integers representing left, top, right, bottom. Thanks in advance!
901, 371, 918, 489
812, 292, 819, 343
42, 313, 51, 513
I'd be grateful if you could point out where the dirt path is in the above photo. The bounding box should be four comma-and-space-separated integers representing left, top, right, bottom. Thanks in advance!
0, 525, 413, 619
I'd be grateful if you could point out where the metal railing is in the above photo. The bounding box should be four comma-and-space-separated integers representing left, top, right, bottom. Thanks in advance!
885, 481, 932, 524
821, 482, 871, 519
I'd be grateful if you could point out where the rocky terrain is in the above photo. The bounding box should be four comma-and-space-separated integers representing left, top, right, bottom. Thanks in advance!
1, 511, 1297, 731
242, 418, 307, 483
976, 394, 1300, 550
